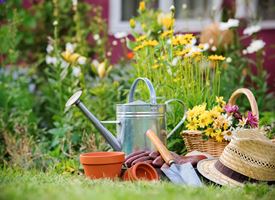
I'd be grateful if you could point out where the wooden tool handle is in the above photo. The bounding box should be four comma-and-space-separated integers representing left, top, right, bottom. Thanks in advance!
228, 88, 259, 120
146, 129, 174, 165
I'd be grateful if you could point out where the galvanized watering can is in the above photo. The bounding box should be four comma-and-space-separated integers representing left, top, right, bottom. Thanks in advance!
65, 77, 186, 155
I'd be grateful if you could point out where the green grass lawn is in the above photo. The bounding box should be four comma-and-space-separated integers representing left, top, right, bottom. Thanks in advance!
0, 168, 274, 200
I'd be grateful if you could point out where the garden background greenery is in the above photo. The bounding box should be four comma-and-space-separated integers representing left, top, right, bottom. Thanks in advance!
0, 0, 275, 199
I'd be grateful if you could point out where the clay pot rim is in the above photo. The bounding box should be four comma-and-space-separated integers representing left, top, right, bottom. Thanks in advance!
126, 162, 159, 181
80, 152, 125, 165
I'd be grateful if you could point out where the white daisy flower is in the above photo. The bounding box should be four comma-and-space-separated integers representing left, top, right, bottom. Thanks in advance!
66, 43, 75, 53
46, 44, 54, 53
246, 39, 265, 54
92, 59, 99, 68
78, 56, 86, 65
226, 57, 232, 63
45, 55, 57, 65
93, 34, 100, 41
219, 18, 239, 31
222, 113, 233, 127
243, 25, 261, 36
211, 46, 217, 51
200, 43, 210, 51
222, 130, 233, 141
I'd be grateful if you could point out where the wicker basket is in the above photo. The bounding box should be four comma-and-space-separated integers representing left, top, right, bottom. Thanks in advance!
182, 88, 259, 158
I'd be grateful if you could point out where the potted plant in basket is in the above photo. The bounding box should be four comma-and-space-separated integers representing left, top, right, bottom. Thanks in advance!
182, 88, 259, 157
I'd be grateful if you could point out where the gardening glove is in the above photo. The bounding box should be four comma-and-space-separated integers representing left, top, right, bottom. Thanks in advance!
124, 150, 207, 168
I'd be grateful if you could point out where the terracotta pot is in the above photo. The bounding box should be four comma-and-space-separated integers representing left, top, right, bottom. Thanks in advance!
123, 162, 159, 181
80, 152, 125, 179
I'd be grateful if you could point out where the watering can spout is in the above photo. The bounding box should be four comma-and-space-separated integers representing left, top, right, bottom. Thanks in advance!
65, 91, 122, 151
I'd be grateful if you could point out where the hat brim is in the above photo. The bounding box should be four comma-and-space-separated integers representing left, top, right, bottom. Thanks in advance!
197, 159, 243, 187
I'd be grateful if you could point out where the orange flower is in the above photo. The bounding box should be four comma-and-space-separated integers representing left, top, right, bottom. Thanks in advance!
127, 52, 134, 59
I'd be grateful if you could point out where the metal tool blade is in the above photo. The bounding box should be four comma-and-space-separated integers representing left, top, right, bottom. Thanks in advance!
172, 162, 202, 186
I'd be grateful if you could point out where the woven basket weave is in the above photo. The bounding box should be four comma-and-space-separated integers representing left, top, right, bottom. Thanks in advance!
182, 88, 259, 158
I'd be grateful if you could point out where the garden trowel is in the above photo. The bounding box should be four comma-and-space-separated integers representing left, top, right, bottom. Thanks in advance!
146, 129, 202, 186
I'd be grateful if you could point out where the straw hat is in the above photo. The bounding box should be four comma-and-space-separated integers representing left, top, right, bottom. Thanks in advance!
197, 129, 275, 186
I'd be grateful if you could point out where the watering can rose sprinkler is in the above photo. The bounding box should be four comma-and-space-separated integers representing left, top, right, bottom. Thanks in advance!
65, 78, 186, 154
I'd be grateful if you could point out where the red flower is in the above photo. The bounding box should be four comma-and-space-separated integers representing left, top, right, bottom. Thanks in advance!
127, 52, 134, 59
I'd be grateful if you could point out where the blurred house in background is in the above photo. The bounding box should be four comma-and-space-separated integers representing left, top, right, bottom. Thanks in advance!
88, 0, 275, 89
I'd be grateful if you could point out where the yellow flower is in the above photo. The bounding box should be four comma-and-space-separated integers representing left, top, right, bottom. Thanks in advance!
139, 1, 146, 12
175, 48, 190, 56
209, 109, 220, 119
208, 55, 225, 61
141, 23, 146, 30
186, 119, 198, 130
215, 96, 226, 107
191, 51, 202, 57
171, 34, 194, 46
213, 115, 226, 129
133, 44, 144, 51
205, 128, 214, 137
213, 114, 230, 130
129, 18, 136, 29
212, 105, 224, 113
97, 62, 106, 78
61, 51, 81, 64
198, 44, 205, 50
186, 109, 197, 121
182, 34, 194, 41
152, 64, 160, 69
215, 132, 224, 142
158, 13, 174, 30
160, 30, 174, 38
193, 103, 207, 114
143, 40, 158, 47
198, 111, 213, 128
136, 35, 147, 42
173, 77, 180, 82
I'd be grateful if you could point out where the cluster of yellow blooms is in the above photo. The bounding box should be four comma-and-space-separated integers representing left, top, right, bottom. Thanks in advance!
129, 1, 226, 67
171, 34, 195, 46
133, 39, 159, 51
186, 97, 232, 142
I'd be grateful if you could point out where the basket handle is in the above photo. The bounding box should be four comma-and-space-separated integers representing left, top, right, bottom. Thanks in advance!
228, 88, 259, 120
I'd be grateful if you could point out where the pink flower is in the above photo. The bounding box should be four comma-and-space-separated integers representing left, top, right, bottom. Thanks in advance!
224, 104, 239, 113
247, 111, 258, 128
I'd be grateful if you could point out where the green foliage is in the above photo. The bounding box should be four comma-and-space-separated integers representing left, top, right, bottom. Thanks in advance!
0, 0, 108, 65
0, 68, 42, 168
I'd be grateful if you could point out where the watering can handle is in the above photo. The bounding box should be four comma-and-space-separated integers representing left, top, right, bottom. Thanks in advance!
165, 99, 187, 139
128, 77, 157, 104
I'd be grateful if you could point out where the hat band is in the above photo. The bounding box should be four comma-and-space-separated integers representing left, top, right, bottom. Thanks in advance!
215, 160, 258, 184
